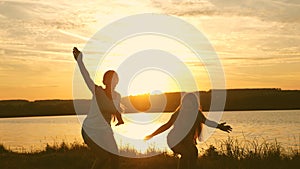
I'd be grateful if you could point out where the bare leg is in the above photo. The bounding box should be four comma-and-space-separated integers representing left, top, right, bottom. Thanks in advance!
110, 153, 120, 169
82, 129, 112, 169
91, 157, 109, 169
176, 144, 198, 169
178, 154, 190, 169
190, 145, 198, 169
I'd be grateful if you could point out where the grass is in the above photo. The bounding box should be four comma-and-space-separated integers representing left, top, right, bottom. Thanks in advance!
0, 138, 299, 169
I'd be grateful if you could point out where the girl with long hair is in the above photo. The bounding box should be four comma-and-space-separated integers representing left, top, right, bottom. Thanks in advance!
145, 93, 232, 169
73, 47, 124, 169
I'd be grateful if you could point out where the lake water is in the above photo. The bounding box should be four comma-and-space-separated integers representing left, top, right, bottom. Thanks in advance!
0, 110, 299, 154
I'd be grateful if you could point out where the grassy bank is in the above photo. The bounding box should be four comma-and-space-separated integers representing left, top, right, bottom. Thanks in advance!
0, 138, 299, 169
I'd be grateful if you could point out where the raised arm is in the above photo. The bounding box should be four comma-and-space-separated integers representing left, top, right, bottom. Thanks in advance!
73, 47, 95, 93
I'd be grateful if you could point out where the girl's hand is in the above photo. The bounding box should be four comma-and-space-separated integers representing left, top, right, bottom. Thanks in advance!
115, 119, 124, 126
144, 135, 153, 141
73, 47, 82, 61
218, 122, 232, 133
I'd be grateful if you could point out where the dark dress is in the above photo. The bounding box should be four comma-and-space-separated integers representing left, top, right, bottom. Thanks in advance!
167, 109, 205, 169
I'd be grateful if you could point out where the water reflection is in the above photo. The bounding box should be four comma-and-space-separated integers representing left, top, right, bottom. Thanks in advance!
0, 110, 299, 153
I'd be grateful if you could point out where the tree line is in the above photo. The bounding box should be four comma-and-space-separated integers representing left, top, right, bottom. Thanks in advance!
0, 88, 299, 118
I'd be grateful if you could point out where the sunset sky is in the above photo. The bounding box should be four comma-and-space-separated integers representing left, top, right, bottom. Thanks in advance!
0, 0, 299, 100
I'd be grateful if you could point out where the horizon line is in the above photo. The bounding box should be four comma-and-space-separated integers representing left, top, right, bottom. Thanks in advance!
1, 88, 300, 102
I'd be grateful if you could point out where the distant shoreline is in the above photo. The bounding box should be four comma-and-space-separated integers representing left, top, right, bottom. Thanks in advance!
1, 88, 300, 118
0, 109, 300, 119
1, 109, 300, 119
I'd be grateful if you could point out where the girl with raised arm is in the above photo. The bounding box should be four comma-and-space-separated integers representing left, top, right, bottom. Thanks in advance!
145, 93, 232, 169
73, 47, 124, 169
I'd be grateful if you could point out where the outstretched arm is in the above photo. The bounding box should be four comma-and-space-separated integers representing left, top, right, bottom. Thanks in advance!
144, 114, 176, 140
73, 47, 95, 93
217, 122, 232, 133
205, 118, 232, 133
144, 121, 172, 140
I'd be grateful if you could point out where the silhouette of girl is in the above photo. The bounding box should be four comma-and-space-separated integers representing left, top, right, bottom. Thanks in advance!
145, 93, 232, 169
73, 47, 124, 169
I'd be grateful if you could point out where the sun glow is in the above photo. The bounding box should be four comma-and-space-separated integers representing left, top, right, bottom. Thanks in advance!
111, 113, 171, 154
89, 34, 209, 96
128, 69, 180, 95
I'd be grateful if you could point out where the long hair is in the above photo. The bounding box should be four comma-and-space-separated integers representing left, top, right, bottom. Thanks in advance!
194, 106, 203, 143
102, 70, 119, 99
176, 93, 203, 144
